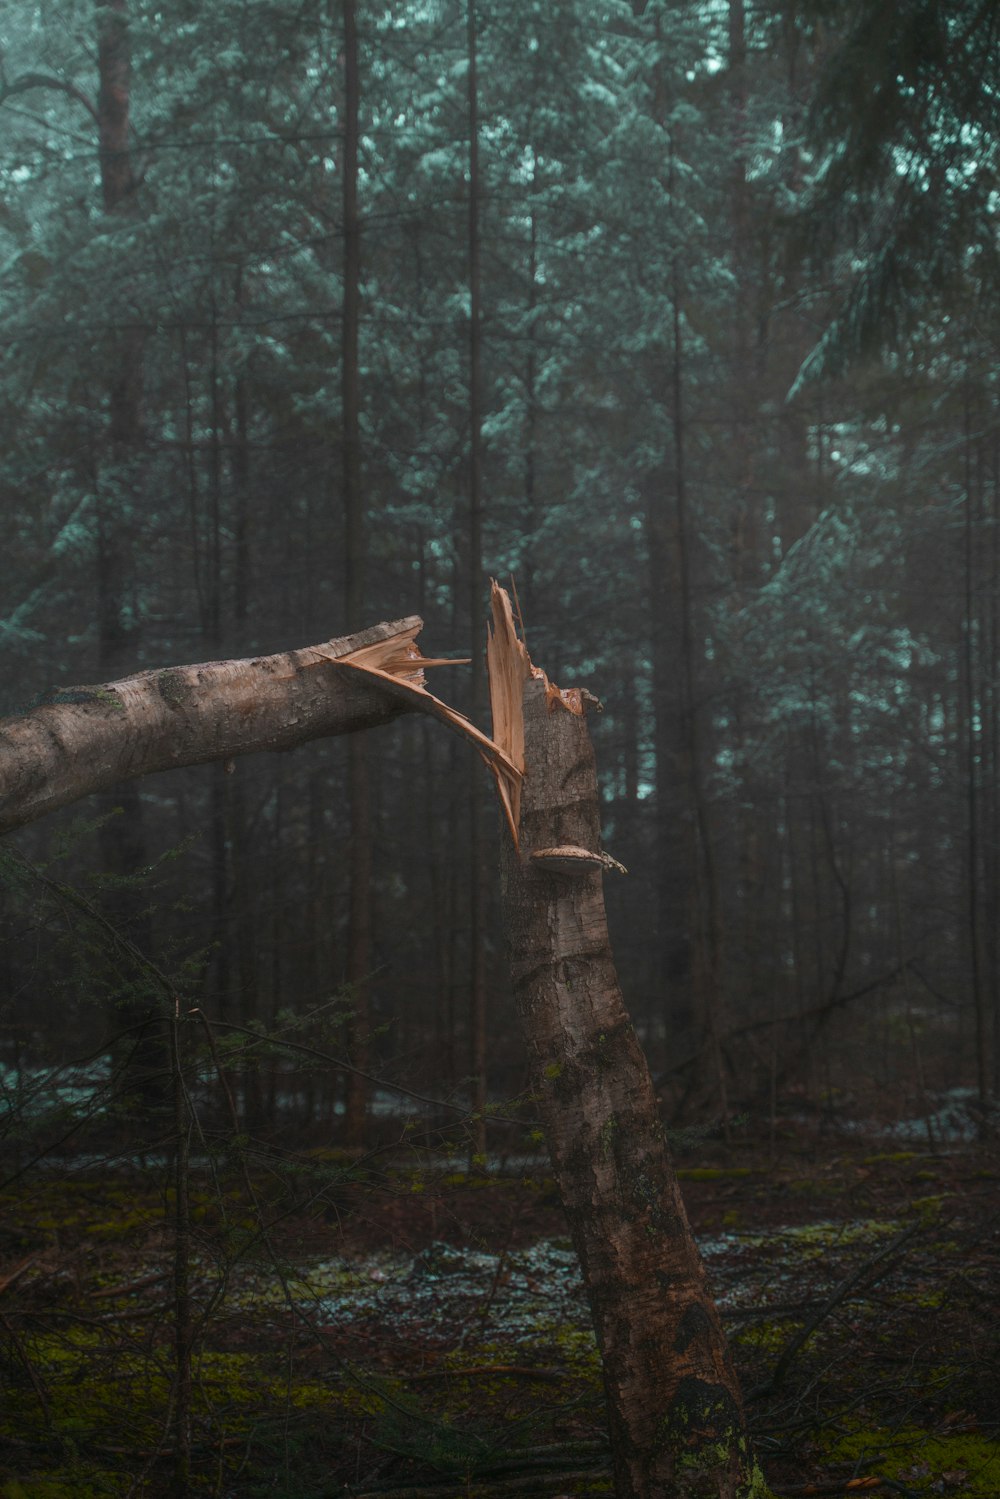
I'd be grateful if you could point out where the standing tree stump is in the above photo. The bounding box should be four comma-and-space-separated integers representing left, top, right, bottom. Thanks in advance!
490, 586, 764, 1499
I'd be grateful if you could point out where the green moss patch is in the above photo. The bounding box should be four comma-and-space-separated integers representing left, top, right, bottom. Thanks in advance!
824, 1422, 1000, 1495
677, 1166, 755, 1182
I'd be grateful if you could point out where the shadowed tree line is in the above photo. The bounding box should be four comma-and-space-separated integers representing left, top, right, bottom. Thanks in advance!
1, 0, 998, 1135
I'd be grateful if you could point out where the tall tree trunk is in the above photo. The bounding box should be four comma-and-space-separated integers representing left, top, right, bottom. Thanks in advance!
726, 0, 764, 1040
671, 268, 729, 1119
97, 0, 133, 214
96, 0, 140, 682
498, 659, 758, 1499
990, 432, 1000, 1097
521, 188, 539, 625
95, 0, 160, 1098
727, 0, 754, 571
962, 397, 988, 1106
341, 0, 372, 1148
645, 466, 693, 1045
205, 274, 234, 1035
466, 0, 489, 1161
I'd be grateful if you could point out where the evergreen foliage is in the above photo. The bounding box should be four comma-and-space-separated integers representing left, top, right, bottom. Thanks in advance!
0, 0, 996, 1125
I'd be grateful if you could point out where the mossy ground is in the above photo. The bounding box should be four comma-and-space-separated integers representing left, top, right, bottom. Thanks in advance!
0, 1131, 996, 1496
821, 1421, 1000, 1496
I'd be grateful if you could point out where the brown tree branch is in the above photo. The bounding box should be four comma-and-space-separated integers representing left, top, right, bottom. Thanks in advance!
654, 963, 909, 1089
747, 1218, 924, 1401
0, 616, 488, 836
0, 71, 100, 124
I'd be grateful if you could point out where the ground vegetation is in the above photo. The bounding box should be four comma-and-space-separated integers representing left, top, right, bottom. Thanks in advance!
1, 1085, 996, 1497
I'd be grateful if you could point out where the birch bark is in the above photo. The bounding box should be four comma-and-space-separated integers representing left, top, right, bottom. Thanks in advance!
500, 674, 759, 1498
0, 620, 422, 836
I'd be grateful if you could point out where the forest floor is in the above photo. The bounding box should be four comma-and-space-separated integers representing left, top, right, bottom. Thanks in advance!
0, 1122, 998, 1498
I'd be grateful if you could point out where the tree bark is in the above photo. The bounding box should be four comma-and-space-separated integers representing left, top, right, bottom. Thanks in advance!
498, 674, 758, 1498
0, 619, 426, 836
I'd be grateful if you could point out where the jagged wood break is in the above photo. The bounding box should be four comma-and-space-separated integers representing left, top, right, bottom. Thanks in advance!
485, 580, 589, 846
331, 618, 521, 808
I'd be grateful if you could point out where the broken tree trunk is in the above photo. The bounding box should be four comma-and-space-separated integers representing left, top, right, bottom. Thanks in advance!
1, 592, 763, 1496
0, 617, 510, 837
490, 587, 761, 1499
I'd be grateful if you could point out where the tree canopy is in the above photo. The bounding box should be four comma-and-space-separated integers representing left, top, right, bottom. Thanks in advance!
0, 0, 996, 1123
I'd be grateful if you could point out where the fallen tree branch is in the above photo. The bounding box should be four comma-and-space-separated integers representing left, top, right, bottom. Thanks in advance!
195, 1017, 521, 1127
0, 1254, 38, 1297
0, 616, 515, 836
748, 1219, 924, 1401
404, 1364, 565, 1383
0, 618, 412, 833
654, 964, 909, 1089
770, 1480, 889, 1496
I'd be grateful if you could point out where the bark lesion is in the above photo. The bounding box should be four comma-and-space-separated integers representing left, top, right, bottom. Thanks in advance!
156, 670, 193, 710
34, 685, 127, 713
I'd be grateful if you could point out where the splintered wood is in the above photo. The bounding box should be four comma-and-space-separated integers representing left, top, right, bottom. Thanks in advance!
486, 581, 584, 847
314, 592, 581, 850
330, 623, 457, 682
324, 620, 523, 815
485, 585, 532, 841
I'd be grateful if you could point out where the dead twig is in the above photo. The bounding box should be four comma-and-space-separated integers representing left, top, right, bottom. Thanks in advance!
721, 1300, 816, 1320
405, 1364, 565, 1382
0, 1309, 51, 1425
770, 1480, 889, 1496
748, 1219, 924, 1400
0, 1253, 38, 1295
353, 1465, 609, 1499
92, 1268, 172, 1300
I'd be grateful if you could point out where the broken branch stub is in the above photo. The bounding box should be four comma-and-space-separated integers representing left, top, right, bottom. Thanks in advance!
484, 580, 592, 849
484, 583, 532, 842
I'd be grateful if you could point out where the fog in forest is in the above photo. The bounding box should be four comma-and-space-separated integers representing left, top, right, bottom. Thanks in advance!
1, 5, 998, 1497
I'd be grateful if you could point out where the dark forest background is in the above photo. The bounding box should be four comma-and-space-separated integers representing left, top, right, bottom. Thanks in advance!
2, 0, 998, 1144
